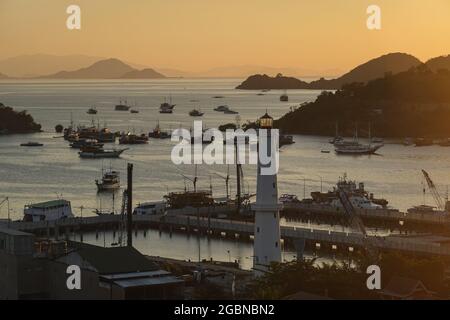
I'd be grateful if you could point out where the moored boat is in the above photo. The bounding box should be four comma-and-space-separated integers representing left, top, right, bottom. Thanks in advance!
77, 126, 116, 143
280, 135, 295, 147
414, 138, 433, 147
189, 109, 204, 117
78, 146, 128, 159
119, 132, 149, 144
283, 174, 389, 212
87, 107, 98, 114
149, 122, 171, 139
20, 142, 43, 147
115, 99, 131, 111
335, 143, 383, 155
159, 97, 176, 114
214, 105, 230, 112
70, 139, 103, 149
133, 201, 167, 215
280, 93, 289, 102
96, 169, 120, 191
23, 199, 73, 222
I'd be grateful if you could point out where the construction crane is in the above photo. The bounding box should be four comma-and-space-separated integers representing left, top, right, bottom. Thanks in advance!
421, 169, 447, 211
0, 197, 10, 222
336, 189, 380, 262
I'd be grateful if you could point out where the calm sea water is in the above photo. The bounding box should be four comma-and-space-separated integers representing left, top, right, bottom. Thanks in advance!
1, 78, 449, 220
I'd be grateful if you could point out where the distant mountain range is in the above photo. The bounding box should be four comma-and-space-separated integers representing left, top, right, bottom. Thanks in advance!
157, 65, 341, 78
0, 54, 103, 78
39, 58, 165, 79
2, 52, 450, 81
0, 54, 341, 79
0, 54, 151, 78
237, 53, 450, 90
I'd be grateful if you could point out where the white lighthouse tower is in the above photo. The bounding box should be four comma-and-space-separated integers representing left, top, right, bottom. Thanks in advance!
252, 113, 281, 275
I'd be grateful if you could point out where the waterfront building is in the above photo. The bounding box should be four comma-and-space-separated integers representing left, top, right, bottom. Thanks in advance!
0, 228, 184, 299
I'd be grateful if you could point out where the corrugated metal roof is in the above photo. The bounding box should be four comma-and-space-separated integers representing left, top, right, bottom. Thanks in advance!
70, 242, 159, 274
0, 227, 33, 236
101, 270, 171, 280
113, 276, 184, 288
27, 199, 70, 208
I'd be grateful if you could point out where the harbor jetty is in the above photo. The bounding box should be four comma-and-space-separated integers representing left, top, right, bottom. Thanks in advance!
3, 211, 450, 258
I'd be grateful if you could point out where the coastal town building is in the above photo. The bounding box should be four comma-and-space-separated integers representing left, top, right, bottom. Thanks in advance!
0, 228, 184, 299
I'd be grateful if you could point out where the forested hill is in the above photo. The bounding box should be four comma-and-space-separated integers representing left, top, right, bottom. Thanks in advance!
0, 103, 42, 134
236, 53, 422, 90
275, 66, 450, 138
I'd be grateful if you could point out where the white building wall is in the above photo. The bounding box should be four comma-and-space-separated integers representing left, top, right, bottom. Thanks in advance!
252, 127, 281, 275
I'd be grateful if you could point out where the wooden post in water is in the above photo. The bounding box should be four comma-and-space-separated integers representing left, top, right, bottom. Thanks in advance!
127, 163, 133, 247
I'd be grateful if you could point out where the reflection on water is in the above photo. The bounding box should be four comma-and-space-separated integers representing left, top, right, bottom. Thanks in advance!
72, 228, 299, 271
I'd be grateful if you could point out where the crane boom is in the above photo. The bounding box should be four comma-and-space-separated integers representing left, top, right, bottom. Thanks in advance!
0, 197, 10, 226
421, 169, 445, 211
337, 189, 379, 261
0, 197, 8, 207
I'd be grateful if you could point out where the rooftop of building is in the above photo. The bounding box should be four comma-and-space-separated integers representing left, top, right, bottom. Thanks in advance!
68, 242, 159, 275
0, 227, 33, 237
25, 199, 70, 209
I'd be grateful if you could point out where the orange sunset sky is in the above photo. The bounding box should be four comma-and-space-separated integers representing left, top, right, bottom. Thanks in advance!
1, 0, 450, 74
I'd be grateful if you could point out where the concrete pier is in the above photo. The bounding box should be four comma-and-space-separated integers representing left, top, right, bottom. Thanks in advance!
4, 213, 450, 258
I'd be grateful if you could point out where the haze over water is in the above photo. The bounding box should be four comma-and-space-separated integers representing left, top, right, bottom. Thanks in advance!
1, 79, 450, 221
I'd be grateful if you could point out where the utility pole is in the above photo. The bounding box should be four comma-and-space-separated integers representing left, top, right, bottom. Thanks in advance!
127, 163, 133, 247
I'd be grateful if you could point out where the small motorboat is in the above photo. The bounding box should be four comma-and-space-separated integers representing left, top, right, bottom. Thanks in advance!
214, 105, 230, 112
87, 107, 98, 115
130, 109, 139, 114
20, 142, 43, 147
279, 135, 295, 147
189, 109, 204, 117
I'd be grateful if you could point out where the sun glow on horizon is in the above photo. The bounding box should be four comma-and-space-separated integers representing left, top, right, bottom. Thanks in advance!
1, 0, 450, 74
